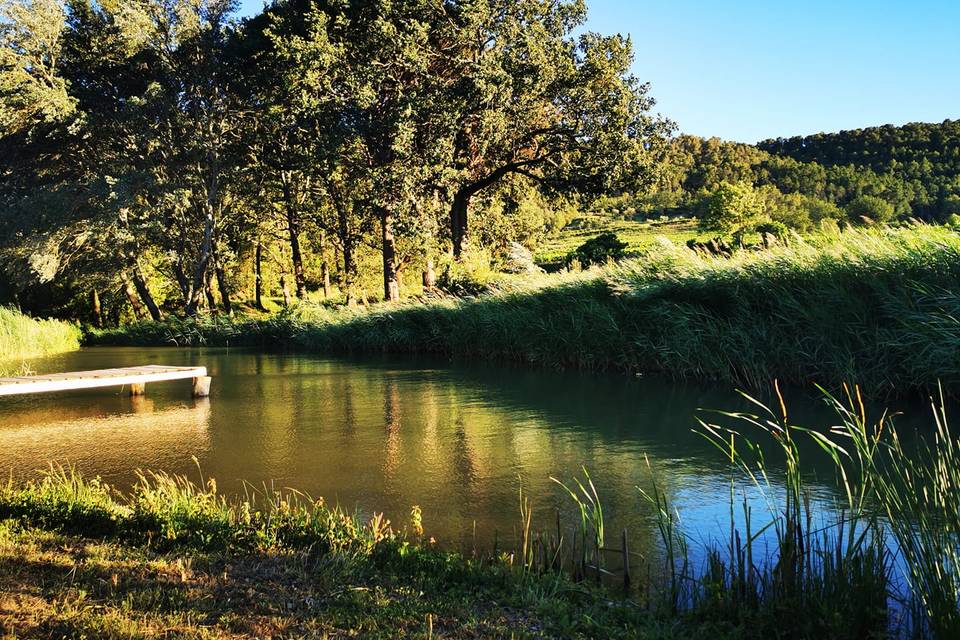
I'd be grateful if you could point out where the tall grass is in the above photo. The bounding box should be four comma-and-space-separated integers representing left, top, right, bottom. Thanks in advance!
0, 306, 80, 362
0, 461, 402, 556
609, 224, 960, 391
824, 385, 960, 638
515, 385, 960, 638
692, 384, 891, 636
90, 225, 960, 394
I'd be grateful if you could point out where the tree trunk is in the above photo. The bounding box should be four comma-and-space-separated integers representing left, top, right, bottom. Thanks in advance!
91, 288, 103, 328
280, 273, 291, 307
288, 218, 306, 299
120, 271, 145, 320
173, 260, 190, 305
215, 261, 232, 316
254, 240, 266, 311
210, 240, 231, 315
380, 207, 400, 303
422, 258, 436, 290
283, 180, 307, 299
319, 231, 331, 299
187, 142, 220, 316
131, 265, 163, 321
204, 269, 217, 314
186, 207, 215, 316
339, 208, 357, 306
450, 189, 471, 260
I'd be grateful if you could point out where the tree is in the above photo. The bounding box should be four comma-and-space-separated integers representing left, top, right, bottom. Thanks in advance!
434, 0, 668, 259
845, 195, 896, 224
0, 0, 74, 133
264, 0, 446, 303
699, 181, 767, 237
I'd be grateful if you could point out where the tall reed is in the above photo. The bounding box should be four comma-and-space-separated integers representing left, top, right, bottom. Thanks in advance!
823, 385, 960, 638
0, 306, 80, 363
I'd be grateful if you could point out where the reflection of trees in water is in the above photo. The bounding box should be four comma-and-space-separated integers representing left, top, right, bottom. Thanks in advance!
451, 416, 478, 491
418, 381, 442, 473
339, 378, 357, 439
382, 378, 402, 482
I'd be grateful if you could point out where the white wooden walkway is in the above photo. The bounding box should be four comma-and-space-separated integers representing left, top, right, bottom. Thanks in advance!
0, 365, 211, 397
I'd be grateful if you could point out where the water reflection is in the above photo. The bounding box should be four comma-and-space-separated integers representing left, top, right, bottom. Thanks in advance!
0, 347, 938, 551
0, 398, 210, 485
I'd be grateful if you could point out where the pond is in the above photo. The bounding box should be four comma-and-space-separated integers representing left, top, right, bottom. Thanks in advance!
0, 347, 936, 554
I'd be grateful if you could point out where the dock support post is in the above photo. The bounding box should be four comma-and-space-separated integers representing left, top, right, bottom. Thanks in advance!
130, 383, 146, 396
192, 376, 212, 398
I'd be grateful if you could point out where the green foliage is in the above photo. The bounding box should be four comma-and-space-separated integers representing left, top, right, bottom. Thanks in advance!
568, 232, 628, 267
0, 306, 80, 362
0, 0, 75, 133
846, 194, 897, 224
699, 181, 767, 235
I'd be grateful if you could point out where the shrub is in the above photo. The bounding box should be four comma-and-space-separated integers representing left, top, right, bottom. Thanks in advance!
755, 219, 789, 241
699, 181, 766, 235
846, 195, 896, 224
567, 232, 628, 267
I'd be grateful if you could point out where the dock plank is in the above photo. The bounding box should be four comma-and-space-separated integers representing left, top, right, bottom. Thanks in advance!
0, 366, 209, 397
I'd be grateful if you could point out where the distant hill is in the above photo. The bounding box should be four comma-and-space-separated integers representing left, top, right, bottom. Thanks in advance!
649, 120, 960, 222
758, 120, 960, 171
757, 120, 960, 219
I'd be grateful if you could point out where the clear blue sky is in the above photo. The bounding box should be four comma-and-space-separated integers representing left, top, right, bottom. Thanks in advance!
236, 0, 960, 143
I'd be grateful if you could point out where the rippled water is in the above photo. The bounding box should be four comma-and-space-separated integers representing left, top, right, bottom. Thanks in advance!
0, 347, 934, 551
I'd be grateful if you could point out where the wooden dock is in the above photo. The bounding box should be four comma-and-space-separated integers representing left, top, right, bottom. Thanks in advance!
0, 365, 211, 398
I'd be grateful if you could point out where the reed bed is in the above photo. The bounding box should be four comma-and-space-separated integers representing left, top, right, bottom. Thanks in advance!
507, 385, 960, 638
90, 224, 960, 394
0, 306, 80, 363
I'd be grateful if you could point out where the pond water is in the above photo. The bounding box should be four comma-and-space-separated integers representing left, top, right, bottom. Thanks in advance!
0, 347, 936, 555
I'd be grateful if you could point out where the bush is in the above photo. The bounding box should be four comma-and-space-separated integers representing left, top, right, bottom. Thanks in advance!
846, 195, 896, 224
755, 220, 789, 240
567, 232, 628, 267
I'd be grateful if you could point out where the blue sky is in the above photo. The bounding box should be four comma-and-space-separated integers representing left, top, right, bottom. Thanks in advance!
236, 0, 960, 143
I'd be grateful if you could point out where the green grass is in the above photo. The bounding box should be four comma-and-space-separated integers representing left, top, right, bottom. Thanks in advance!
90, 224, 960, 394
535, 215, 703, 265
0, 306, 80, 364
0, 465, 683, 639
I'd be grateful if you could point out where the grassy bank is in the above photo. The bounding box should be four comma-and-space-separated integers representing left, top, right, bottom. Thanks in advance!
0, 466, 643, 639
0, 465, 741, 640
90, 225, 960, 394
0, 307, 80, 364
3, 388, 960, 637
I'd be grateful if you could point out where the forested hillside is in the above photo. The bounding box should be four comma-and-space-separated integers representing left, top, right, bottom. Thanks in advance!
759, 120, 960, 219
597, 120, 960, 240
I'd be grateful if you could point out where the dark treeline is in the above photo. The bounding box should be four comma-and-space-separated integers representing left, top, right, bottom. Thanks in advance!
0, 0, 668, 320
